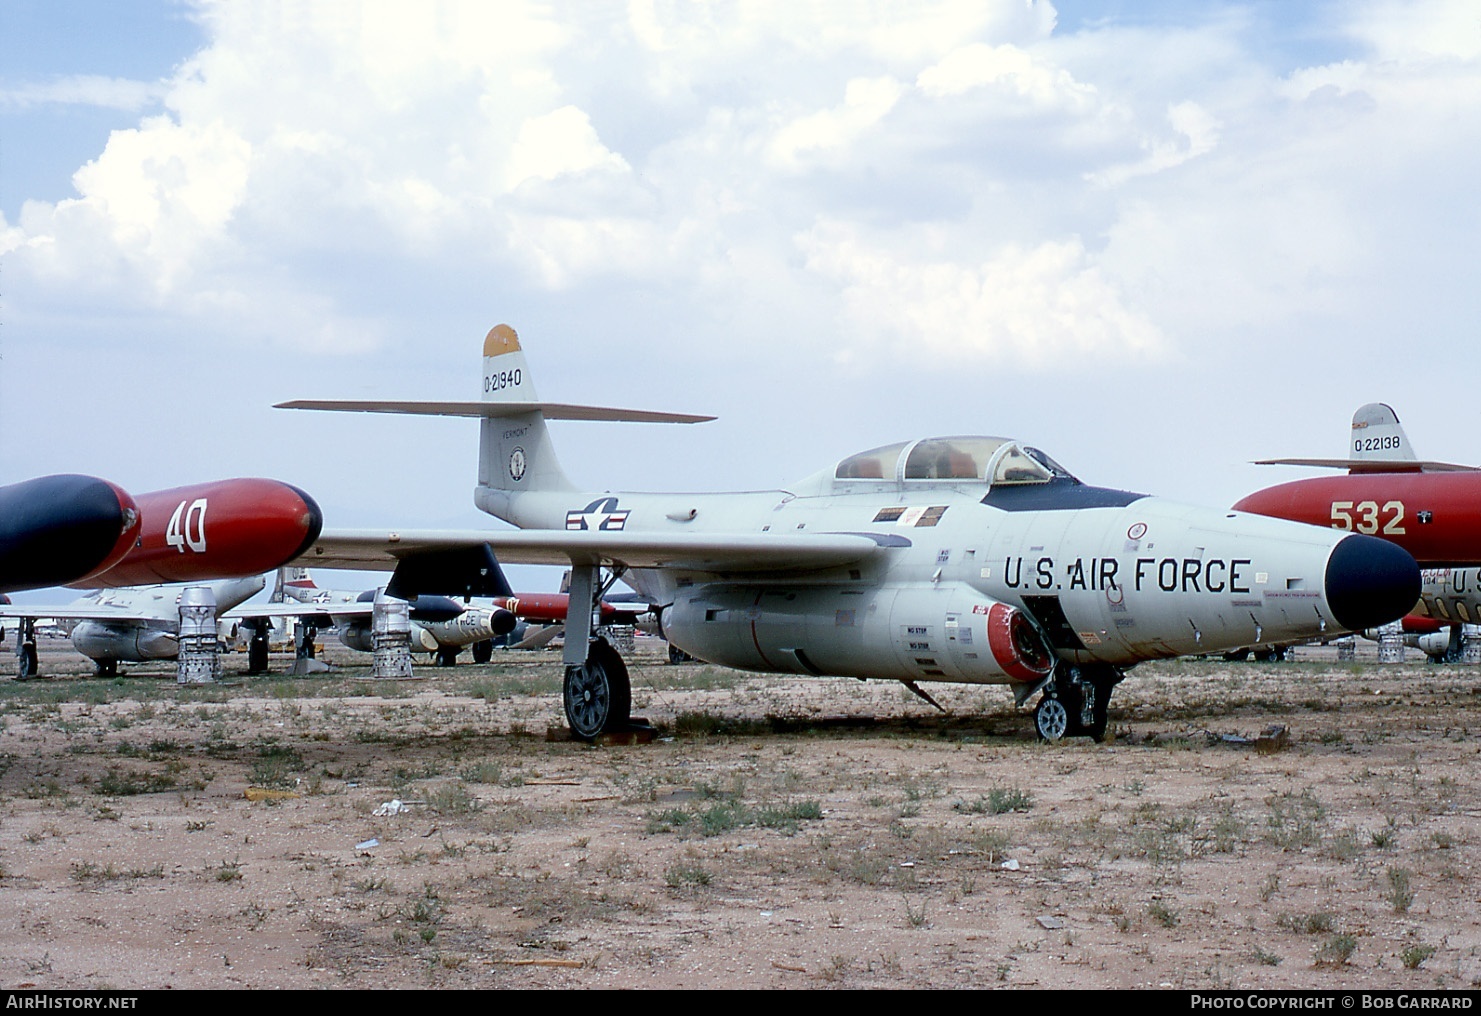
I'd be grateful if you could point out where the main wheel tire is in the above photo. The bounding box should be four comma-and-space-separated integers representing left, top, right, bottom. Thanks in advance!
436, 647, 460, 667
17, 643, 37, 679
1034, 694, 1070, 742
248, 637, 269, 675
95, 659, 118, 678
471, 639, 493, 664
563, 638, 632, 740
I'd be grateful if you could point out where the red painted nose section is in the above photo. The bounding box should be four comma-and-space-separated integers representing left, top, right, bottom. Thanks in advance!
1235, 473, 1481, 566
76, 478, 324, 588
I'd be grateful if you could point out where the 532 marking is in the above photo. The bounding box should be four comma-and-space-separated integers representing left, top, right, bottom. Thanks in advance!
1330, 500, 1405, 536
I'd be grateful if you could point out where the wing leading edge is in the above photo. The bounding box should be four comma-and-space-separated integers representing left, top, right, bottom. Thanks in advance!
292, 528, 907, 574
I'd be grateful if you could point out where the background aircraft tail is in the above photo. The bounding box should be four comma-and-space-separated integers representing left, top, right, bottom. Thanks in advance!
1348, 403, 1416, 468
272, 566, 319, 603
1256, 401, 1479, 473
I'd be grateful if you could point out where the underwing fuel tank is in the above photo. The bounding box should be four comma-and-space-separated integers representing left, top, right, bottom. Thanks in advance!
664, 583, 1055, 685
77, 479, 324, 588
0, 475, 140, 593
415, 605, 519, 649
495, 593, 647, 626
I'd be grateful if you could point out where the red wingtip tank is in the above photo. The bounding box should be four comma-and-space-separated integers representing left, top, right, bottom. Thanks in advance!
73, 478, 324, 588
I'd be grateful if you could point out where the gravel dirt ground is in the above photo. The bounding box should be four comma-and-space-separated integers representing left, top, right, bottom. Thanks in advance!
1, 636, 1478, 990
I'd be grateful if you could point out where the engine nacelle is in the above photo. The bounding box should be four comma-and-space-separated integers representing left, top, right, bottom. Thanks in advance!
664, 582, 1055, 685
1414, 631, 1452, 658
339, 621, 374, 654
71, 623, 177, 663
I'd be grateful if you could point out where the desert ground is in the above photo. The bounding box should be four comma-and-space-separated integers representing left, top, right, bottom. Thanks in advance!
0, 635, 1478, 990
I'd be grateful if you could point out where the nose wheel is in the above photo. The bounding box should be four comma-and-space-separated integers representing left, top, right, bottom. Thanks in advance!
1034, 664, 1121, 742
1034, 694, 1071, 741
562, 637, 632, 740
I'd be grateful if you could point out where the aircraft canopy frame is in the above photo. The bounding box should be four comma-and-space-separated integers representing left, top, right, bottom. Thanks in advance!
833, 436, 1069, 488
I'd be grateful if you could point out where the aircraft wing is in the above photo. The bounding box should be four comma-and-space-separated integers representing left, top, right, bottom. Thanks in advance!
222, 603, 374, 623
0, 605, 161, 622
292, 528, 907, 573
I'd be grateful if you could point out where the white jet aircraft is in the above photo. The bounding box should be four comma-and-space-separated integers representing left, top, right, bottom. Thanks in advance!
1, 576, 265, 676
278, 325, 1421, 741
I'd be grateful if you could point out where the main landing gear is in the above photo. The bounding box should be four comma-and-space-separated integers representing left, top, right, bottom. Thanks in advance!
1033, 663, 1123, 743
15, 619, 38, 680
563, 636, 632, 740
561, 565, 635, 741
246, 623, 271, 675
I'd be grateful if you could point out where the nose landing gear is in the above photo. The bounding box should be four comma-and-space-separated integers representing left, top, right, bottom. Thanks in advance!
1034, 663, 1123, 742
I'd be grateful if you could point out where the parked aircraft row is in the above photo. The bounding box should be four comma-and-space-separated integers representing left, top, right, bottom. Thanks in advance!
1, 563, 644, 676
10, 330, 1474, 744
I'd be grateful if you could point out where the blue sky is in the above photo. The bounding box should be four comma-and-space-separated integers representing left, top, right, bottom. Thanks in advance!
3, 1, 1481, 600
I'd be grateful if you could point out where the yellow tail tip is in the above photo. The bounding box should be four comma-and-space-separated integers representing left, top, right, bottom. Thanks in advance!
483, 323, 521, 357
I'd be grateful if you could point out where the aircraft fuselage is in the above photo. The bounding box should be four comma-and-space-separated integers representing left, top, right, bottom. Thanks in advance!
485, 478, 1415, 683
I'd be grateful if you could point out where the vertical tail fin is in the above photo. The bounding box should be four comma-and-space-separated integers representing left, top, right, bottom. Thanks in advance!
1349, 403, 1417, 469
477, 324, 575, 496
273, 566, 318, 603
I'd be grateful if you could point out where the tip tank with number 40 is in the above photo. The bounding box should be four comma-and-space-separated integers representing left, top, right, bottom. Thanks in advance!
73, 478, 324, 588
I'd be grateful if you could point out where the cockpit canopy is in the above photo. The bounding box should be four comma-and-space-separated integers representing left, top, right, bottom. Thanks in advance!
833, 436, 1075, 487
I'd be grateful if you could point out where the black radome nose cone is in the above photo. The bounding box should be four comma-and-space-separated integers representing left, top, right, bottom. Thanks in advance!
1325, 534, 1421, 632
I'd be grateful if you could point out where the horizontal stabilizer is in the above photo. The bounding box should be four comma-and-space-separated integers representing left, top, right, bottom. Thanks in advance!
276, 399, 714, 424
1254, 458, 1481, 473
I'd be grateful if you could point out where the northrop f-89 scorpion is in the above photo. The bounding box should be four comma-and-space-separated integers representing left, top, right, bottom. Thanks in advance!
277, 325, 1420, 741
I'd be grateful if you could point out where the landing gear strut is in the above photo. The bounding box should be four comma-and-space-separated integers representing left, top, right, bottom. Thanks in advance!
15, 619, 37, 680
1034, 663, 1123, 743
561, 565, 634, 740
247, 624, 271, 675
